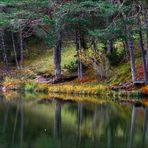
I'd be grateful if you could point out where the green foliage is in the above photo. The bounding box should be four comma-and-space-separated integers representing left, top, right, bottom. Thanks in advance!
64, 61, 77, 73
109, 41, 125, 66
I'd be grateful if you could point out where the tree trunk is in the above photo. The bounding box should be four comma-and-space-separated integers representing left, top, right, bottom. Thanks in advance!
107, 40, 113, 61
12, 32, 20, 70
0, 29, 9, 71
76, 28, 83, 81
128, 31, 136, 83
123, 40, 129, 59
19, 31, 24, 69
139, 29, 148, 84
142, 3, 148, 73
54, 30, 62, 79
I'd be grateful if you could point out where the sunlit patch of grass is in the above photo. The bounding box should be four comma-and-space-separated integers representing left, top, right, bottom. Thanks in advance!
23, 45, 77, 77
2, 76, 22, 90
61, 46, 76, 67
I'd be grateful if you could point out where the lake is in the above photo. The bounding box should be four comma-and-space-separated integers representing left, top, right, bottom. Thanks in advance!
0, 92, 147, 148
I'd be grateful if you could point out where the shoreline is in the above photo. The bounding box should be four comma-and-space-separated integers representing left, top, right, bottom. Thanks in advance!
1, 80, 147, 98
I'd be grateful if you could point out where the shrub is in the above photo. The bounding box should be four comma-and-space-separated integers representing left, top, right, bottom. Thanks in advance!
64, 61, 77, 73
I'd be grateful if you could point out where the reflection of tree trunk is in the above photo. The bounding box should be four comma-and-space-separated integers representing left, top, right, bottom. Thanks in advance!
54, 101, 62, 138
107, 127, 112, 148
92, 106, 97, 145
20, 98, 24, 145
3, 103, 9, 133
124, 121, 130, 147
142, 107, 148, 147
77, 103, 83, 146
12, 103, 19, 143
129, 105, 136, 148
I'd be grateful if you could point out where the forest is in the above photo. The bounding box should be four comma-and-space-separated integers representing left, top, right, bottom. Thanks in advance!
1, 1, 148, 148
0, 0, 148, 95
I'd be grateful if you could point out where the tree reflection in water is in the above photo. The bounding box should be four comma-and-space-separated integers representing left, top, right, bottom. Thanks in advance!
0, 96, 147, 148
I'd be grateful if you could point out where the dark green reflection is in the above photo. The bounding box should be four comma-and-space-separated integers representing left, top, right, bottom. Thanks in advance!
0, 95, 147, 148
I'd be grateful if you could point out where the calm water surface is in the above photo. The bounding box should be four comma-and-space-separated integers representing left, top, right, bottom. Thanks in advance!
0, 94, 147, 148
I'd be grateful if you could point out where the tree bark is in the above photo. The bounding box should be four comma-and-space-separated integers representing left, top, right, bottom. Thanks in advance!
142, 3, 148, 73
76, 27, 83, 81
12, 32, 20, 70
0, 29, 9, 71
139, 29, 148, 84
107, 40, 113, 61
54, 30, 62, 79
128, 31, 136, 83
19, 31, 24, 69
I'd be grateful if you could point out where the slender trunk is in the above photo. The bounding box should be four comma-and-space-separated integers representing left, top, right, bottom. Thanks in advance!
54, 30, 62, 79
123, 40, 129, 59
0, 29, 9, 70
12, 32, 20, 70
122, 11, 136, 83
107, 40, 113, 61
139, 29, 148, 84
128, 31, 136, 83
19, 31, 24, 69
142, 3, 148, 73
76, 28, 83, 80
92, 37, 97, 52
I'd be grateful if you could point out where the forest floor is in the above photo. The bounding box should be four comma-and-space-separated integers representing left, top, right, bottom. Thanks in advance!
1, 42, 148, 97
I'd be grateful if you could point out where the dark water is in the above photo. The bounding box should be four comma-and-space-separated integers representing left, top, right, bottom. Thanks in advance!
0, 94, 147, 148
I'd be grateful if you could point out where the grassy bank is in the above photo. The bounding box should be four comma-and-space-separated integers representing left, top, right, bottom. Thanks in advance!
2, 76, 144, 99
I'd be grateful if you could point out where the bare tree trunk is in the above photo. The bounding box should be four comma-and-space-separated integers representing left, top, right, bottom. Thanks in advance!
142, 3, 148, 73
19, 31, 24, 69
54, 30, 62, 79
107, 40, 113, 61
123, 39, 129, 59
76, 28, 83, 81
139, 29, 148, 84
0, 29, 9, 70
12, 32, 20, 70
128, 31, 136, 83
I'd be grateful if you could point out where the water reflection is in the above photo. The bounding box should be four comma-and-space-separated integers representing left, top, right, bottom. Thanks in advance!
0, 95, 147, 148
